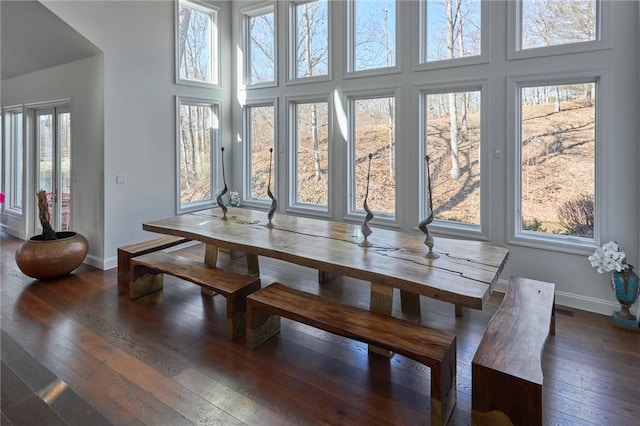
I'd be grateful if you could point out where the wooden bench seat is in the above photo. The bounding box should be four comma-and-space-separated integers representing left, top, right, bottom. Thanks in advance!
117, 235, 189, 287
246, 282, 457, 426
130, 251, 261, 341
472, 276, 555, 426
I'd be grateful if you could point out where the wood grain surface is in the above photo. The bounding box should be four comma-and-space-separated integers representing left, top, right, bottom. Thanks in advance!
143, 208, 509, 311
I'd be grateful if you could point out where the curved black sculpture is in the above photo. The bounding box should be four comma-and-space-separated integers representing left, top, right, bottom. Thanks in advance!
216, 146, 229, 220
359, 153, 374, 247
266, 148, 278, 228
419, 155, 438, 259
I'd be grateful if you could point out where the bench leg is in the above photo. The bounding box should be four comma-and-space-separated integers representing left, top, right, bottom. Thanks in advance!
130, 266, 164, 300
455, 304, 464, 317
246, 303, 281, 349
225, 280, 262, 342
430, 336, 457, 426
369, 282, 393, 358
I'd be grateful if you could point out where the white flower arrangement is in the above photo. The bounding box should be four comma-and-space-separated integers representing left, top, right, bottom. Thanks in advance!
228, 191, 240, 207
588, 241, 631, 274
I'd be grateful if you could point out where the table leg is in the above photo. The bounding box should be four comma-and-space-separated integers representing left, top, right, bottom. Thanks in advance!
246, 253, 260, 277
455, 305, 464, 317
318, 270, 340, 284
369, 282, 393, 358
202, 244, 219, 296
400, 290, 421, 316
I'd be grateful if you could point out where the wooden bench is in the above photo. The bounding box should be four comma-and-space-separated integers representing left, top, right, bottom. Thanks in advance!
129, 251, 261, 341
246, 282, 457, 426
117, 235, 189, 287
472, 276, 555, 426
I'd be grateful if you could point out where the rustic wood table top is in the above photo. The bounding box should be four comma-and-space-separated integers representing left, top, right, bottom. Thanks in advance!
143, 208, 509, 311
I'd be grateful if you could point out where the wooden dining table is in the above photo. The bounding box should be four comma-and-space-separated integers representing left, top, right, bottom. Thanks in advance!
142, 208, 509, 321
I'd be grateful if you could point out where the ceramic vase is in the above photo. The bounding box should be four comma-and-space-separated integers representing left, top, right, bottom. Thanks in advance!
610, 268, 639, 329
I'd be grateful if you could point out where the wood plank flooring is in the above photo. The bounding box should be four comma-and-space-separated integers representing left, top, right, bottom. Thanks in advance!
2, 230, 639, 425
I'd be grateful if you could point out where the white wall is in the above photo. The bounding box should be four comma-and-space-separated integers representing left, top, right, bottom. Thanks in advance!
41, 0, 232, 268
1, 55, 105, 263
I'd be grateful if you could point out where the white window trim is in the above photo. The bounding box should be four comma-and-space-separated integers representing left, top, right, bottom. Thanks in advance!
506, 70, 607, 255
242, 2, 278, 89
286, 0, 332, 85
175, 0, 220, 88
346, 0, 401, 77
242, 99, 279, 209
286, 93, 333, 217
417, 79, 491, 240
175, 96, 221, 214
344, 87, 401, 228
416, 0, 490, 71
2, 105, 25, 217
507, 0, 610, 61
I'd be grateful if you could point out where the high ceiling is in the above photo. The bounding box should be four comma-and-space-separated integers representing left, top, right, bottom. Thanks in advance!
1, 0, 101, 80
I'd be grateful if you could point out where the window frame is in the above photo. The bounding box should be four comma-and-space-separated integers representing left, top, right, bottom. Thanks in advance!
344, 87, 400, 226
417, 0, 490, 71
286, 94, 333, 216
346, 0, 400, 78
2, 106, 25, 216
175, 0, 220, 88
175, 96, 221, 214
507, 0, 610, 61
287, 0, 331, 85
417, 79, 490, 239
242, 99, 278, 208
242, 2, 278, 89
507, 71, 606, 254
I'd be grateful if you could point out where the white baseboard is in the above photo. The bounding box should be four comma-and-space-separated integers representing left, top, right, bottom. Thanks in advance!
493, 278, 638, 318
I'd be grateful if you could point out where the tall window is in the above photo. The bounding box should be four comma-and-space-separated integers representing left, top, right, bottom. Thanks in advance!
291, 0, 329, 80
517, 81, 596, 239
423, 89, 481, 226
245, 104, 276, 201
422, 0, 482, 63
291, 100, 329, 209
246, 6, 276, 85
176, 0, 218, 86
349, 0, 396, 72
518, 0, 598, 50
3, 109, 23, 212
350, 96, 396, 218
177, 98, 219, 212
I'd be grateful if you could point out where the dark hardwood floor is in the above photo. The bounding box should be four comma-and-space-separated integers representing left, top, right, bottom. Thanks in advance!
2, 229, 639, 425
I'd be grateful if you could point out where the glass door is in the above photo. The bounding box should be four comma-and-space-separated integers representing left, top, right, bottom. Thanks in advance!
35, 106, 71, 232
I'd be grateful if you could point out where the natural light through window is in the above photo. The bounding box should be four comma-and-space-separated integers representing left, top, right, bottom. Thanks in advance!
519, 82, 595, 238
424, 89, 481, 225
292, 0, 329, 79
246, 104, 276, 200
177, 0, 218, 85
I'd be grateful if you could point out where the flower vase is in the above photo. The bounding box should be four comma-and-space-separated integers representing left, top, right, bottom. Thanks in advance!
610, 268, 639, 329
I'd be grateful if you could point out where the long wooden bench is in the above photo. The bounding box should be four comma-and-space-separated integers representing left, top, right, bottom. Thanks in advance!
472, 276, 555, 426
246, 282, 457, 426
117, 235, 189, 287
129, 251, 261, 341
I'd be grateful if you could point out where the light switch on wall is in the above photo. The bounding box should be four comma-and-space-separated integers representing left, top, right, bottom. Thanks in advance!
116, 174, 127, 184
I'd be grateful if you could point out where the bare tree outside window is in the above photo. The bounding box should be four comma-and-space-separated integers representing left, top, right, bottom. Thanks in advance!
294, 0, 328, 79
425, 90, 481, 225
353, 0, 396, 71
248, 9, 275, 84
248, 105, 276, 199
425, 0, 481, 62
178, 1, 217, 84
520, 82, 595, 237
522, 0, 597, 49
178, 103, 216, 207
352, 97, 395, 216
294, 101, 329, 207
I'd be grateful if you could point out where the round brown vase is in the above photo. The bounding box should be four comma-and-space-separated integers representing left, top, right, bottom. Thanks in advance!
15, 232, 89, 280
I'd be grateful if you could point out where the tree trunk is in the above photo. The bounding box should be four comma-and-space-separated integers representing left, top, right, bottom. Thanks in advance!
447, 0, 460, 179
